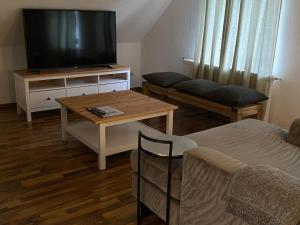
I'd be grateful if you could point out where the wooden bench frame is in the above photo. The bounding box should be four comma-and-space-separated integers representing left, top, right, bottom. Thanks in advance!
142, 82, 264, 122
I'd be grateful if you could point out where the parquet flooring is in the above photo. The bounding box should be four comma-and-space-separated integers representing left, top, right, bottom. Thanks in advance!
0, 93, 228, 225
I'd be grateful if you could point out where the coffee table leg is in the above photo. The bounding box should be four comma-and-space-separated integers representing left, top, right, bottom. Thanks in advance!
61, 105, 68, 140
98, 124, 106, 170
166, 110, 174, 135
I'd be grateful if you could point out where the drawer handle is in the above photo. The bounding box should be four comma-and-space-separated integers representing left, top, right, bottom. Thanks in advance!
46, 97, 51, 101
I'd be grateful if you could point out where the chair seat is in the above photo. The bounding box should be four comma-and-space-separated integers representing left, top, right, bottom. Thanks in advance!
141, 134, 198, 157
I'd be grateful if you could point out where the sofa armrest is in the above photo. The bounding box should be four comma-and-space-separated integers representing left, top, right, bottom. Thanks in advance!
180, 147, 246, 225
184, 147, 246, 174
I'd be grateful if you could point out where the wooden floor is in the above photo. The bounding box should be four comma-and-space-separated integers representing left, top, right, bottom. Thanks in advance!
0, 94, 228, 225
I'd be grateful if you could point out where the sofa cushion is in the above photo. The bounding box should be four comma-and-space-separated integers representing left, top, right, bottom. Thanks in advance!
181, 119, 300, 225
204, 85, 268, 107
186, 119, 300, 179
143, 72, 191, 87
174, 79, 221, 97
287, 118, 300, 147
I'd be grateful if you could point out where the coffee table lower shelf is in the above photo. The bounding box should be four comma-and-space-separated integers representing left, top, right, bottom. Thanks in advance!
66, 121, 164, 157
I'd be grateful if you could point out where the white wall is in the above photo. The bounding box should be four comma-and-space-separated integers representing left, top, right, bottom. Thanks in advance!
117, 42, 142, 88
0, 0, 172, 45
141, 0, 200, 77
0, 46, 26, 104
271, 0, 300, 129
0, 0, 172, 104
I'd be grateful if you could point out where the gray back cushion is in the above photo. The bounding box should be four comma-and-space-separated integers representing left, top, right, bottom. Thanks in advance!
143, 72, 191, 87
204, 85, 269, 107
287, 118, 300, 147
174, 79, 221, 97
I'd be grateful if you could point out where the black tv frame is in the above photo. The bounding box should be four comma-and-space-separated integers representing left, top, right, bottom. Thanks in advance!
22, 8, 117, 72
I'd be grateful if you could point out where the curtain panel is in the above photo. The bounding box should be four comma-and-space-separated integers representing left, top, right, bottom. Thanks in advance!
193, 0, 282, 96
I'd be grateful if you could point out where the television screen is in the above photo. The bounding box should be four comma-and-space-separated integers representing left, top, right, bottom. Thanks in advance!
23, 9, 117, 71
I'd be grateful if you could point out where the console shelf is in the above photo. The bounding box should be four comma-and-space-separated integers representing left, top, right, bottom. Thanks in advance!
29, 79, 65, 92
14, 65, 131, 122
99, 74, 127, 84
66, 76, 98, 88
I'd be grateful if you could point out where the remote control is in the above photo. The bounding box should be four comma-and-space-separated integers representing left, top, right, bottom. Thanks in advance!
87, 107, 107, 116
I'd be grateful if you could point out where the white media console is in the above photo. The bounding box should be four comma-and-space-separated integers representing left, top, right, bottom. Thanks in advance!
14, 65, 131, 122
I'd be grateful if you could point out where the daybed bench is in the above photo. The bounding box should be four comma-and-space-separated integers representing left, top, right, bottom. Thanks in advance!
142, 72, 268, 122
131, 119, 300, 225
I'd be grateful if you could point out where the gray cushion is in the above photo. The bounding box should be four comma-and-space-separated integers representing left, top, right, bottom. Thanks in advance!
204, 85, 268, 107
287, 118, 300, 147
143, 72, 191, 87
174, 79, 221, 97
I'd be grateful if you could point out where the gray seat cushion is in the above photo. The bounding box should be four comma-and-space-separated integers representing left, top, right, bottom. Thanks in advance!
174, 79, 221, 97
130, 150, 183, 200
204, 85, 268, 107
141, 134, 198, 157
143, 72, 191, 87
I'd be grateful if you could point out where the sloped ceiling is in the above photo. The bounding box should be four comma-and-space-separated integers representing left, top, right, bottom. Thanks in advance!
0, 0, 172, 46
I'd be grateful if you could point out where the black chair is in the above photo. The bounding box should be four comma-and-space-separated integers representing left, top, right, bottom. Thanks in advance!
137, 131, 174, 225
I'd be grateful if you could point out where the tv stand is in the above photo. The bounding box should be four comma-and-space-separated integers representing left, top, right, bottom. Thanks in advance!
28, 70, 41, 74
14, 65, 131, 122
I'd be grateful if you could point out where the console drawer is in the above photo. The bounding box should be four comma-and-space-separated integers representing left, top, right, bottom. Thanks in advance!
99, 82, 128, 93
29, 89, 66, 109
67, 86, 98, 97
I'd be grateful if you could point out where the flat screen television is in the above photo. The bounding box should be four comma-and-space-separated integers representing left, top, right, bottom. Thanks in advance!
23, 9, 117, 71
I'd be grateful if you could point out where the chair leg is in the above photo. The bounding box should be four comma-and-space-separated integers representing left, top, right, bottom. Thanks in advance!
141, 203, 151, 216
137, 200, 141, 225
137, 132, 142, 225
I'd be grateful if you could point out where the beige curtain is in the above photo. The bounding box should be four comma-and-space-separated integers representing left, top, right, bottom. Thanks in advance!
194, 0, 282, 97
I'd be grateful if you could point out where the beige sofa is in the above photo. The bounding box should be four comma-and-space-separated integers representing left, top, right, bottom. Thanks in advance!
131, 119, 300, 225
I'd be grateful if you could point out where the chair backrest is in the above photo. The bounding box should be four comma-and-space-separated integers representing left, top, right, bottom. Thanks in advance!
137, 131, 174, 225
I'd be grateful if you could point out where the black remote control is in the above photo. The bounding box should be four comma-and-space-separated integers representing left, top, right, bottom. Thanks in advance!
87, 107, 107, 117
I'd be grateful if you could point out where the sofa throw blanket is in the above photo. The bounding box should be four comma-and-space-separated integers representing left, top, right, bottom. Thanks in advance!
225, 165, 300, 225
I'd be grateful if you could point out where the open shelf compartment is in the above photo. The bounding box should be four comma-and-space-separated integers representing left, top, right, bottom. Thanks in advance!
66, 76, 98, 88
66, 121, 164, 155
99, 73, 128, 84
29, 79, 65, 92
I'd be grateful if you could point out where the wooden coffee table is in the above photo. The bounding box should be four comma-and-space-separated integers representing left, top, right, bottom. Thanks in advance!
56, 91, 178, 170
